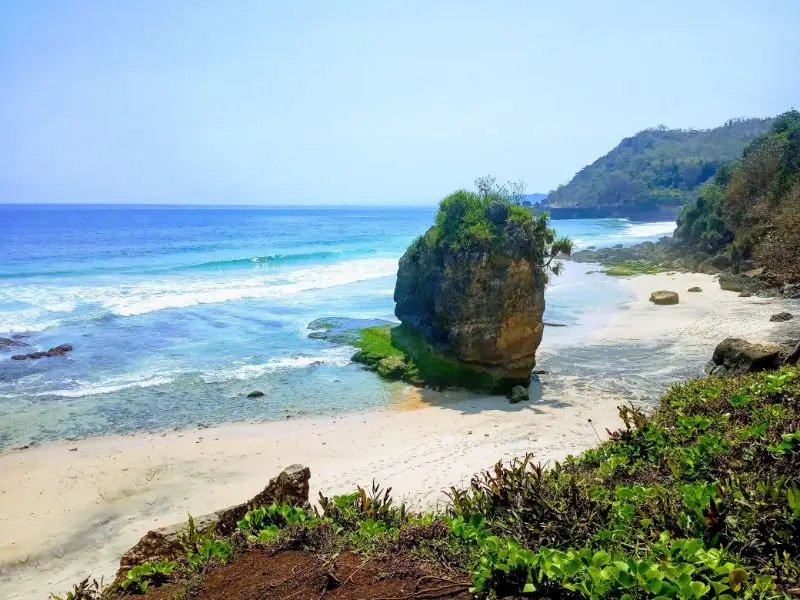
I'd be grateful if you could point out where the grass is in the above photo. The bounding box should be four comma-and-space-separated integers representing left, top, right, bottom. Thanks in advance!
605, 260, 667, 276
351, 324, 509, 392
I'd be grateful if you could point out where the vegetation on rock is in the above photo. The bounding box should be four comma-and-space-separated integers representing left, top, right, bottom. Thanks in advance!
55, 366, 800, 599
544, 118, 773, 219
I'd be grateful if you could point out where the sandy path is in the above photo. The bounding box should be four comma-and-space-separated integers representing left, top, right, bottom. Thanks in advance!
1, 272, 796, 599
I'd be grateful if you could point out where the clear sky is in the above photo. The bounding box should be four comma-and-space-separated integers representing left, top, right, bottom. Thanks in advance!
1, 1, 798, 205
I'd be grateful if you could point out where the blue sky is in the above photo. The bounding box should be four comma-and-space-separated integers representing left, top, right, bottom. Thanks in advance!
1, 1, 798, 205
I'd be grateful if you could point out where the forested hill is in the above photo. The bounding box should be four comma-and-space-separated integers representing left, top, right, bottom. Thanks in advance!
674, 109, 800, 283
543, 117, 773, 220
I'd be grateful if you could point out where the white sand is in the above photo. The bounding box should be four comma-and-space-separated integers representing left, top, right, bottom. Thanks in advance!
1, 271, 796, 599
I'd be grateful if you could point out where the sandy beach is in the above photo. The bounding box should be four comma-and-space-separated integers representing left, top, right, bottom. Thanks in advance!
1, 271, 797, 599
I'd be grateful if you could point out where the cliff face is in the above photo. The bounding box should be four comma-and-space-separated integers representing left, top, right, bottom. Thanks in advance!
394, 222, 546, 387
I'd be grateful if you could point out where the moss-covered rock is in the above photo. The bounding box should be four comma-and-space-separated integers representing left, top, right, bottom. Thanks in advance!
376, 356, 406, 380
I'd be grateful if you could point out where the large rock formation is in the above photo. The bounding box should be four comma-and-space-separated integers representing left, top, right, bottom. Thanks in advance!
394, 204, 549, 391
117, 464, 310, 576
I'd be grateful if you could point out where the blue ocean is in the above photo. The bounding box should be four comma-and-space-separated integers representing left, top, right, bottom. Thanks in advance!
0, 205, 676, 449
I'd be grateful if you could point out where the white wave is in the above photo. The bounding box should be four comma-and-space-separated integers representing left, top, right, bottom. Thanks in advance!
623, 221, 675, 238
0, 257, 399, 328
36, 375, 174, 398
201, 348, 353, 383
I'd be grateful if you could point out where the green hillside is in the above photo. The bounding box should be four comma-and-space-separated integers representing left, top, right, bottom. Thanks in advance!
544, 118, 773, 219
675, 110, 800, 281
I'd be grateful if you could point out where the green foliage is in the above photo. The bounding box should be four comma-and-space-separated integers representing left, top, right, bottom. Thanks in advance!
414, 176, 571, 279
120, 561, 177, 594
546, 118, 773, 213
186, 538, 231, 571
236, 502, 322, 544
605, 260, 667, 276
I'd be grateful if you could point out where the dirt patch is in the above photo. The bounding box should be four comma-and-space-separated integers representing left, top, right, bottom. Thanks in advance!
143, 549, 474, 600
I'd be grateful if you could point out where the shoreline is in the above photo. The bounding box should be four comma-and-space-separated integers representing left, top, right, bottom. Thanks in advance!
2, 271, 798, 599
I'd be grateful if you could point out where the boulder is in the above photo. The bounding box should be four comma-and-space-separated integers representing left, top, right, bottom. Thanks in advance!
708, 254, 732, 270
770, 312, 794, 322
507, 385, 529, 404
246, 390, 265, 398
719, 275, 761, 294
738, 291, 753, 298
11, 343, 73, 360
649, 290, 679, 305
376, 356, 407, 379
117, 465, 310, 576
708, 338, 786, 376
687, 287, 702, 293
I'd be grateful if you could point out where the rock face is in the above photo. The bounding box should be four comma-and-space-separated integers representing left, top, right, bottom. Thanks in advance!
649, 290, 679, 305
770, 312, 794, 322
707, 338, 793, 376
117, 465, 310, 576
394, 226, 546, 391
11, 343, 72, 360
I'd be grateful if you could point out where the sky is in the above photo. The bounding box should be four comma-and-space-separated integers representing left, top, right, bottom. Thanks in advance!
1, 1, 798, 205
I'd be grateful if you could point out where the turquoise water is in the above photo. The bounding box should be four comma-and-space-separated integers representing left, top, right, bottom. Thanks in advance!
0, 206, 676, 448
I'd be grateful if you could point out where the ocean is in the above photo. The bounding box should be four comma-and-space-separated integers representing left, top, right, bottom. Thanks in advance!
0, 205, 676, 449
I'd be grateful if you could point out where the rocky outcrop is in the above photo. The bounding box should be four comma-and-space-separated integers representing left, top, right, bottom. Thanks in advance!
117, 465, 310, 575
11, 343, 72, 360
394, 227, 546, 392
707, 338, 798, 376
649, 291, 679, 305
507, 385, 529, 403
0, 337, 26, 349
770, 312, 794, 322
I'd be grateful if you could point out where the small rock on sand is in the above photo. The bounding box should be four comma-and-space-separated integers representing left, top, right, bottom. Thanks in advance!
649, 290, 679, 305
687, 287, 702, 293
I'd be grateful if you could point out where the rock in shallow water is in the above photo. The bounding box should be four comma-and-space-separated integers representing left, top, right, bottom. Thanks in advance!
394, 229, 546, 392
770, 312, 793, 322
687, 286, 702, 293
246, 390, 265, 398
0, 337, 26, 349
11, 343, 73, 360
649, 290, 679, 305
507, 385, 529, 403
